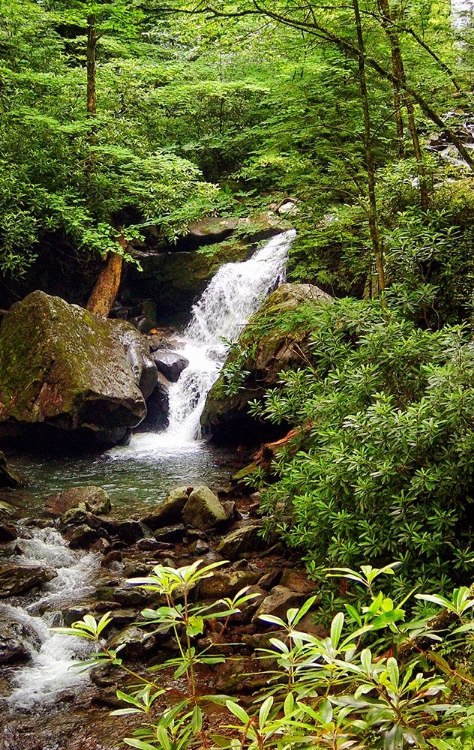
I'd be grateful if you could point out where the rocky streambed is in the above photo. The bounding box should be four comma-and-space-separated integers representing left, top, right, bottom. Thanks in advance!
0, 481, 320, 750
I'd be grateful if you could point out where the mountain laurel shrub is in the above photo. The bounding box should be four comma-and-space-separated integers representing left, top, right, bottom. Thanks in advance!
247, 298, 474, 605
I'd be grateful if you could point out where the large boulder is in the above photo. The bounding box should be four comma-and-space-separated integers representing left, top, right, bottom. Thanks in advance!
0, 291, 158, 447
46, 486, 111, 516
0, 451, 20, 488
201, 283, 332, 445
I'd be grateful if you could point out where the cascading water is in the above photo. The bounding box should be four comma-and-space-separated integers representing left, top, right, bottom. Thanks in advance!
1, 529, 100, 709
116, 229, 296, 457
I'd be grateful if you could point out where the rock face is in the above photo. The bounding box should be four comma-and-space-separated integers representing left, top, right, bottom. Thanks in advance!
0, 291, 159, 447
151, 350, 189, 383
201, 283, 332, 445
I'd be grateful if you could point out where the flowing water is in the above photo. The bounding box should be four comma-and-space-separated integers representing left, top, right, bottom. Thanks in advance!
1, 231, 295, 717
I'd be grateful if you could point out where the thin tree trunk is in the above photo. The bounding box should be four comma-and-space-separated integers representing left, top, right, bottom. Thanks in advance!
352, 0, 385, 294
86, 235, 126, 318
87, 15, 97, 117
378, 0, 429, 210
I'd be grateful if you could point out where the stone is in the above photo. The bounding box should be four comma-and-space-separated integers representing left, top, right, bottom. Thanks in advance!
63, 524, 100, 550
0, 451, 20, 488
153, 523, 186, 543
0, 291, 155, 447
198, 569, 260, 599
46, 486, 111, 516
279, 568, 315, 595
252, 585, 306, 623
182, 486, 228, 530
138, 379, 169, 432
107, 626, 157, 659
0, 622, 31, 665
0, 563, 57, 597
201, 283, 332, 445
106, 520, 144, 544
0, 521, 17, 543
217, 524, 266, 560
141, 486, 191, 530
151, 349, 189, 383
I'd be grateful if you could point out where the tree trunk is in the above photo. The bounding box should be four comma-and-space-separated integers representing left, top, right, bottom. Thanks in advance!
87, 15, 97, 117
378, 0, 429, 210
86, 235, 126, 318
352, 0, 385, 294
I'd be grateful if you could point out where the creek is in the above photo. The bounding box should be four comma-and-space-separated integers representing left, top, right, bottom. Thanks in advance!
0, 231, 295, 745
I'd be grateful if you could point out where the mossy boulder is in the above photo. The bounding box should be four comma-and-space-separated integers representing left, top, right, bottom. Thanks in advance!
201, 283, 332, 445
0, 291, 156, 448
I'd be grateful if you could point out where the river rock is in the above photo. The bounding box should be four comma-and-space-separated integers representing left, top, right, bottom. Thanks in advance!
107, 626, 157, 659
252, 585, 306, 623
64, 524, 101, 549
0, 451, 20, 488
151, 349, 189, 383
0, 622, 31, 665
201, 283, 332, 445
141, 486, 191, 530
217, 524, 266, 559
137, 378, 169, 432
0, 521, 17, 543
198, 569, 260, 599
182, 486, 228, 530
0, 562, 57, 597
46, 486, 111, 516
0, 291, 156, 447
153, 523, 186, 543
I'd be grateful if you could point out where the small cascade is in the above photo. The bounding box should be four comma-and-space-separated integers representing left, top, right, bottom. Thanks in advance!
117, 230, 295, 457
2, 528, 100, 708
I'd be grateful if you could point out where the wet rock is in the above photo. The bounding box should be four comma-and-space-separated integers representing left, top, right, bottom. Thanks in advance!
217, 524, 266, 560
0, 451, 20, 488
91, 537, 111, 554
201, 283, 332, 445
198, 569, 260, 599
0, 521, 17, 543
153, 523, 186, 543
46, 486, 111, 516
136, 538, 162, 552
0, 291, 153, 448
64, 524, 101, 549
182, 486, 228, 530
139, 378, 169, 432
106, 520, 144, 545
141, 486, 191, 529
252, 585, 306, 623
0, 562, 57, 597
189, 539, 210, 555
107, 626, 157, 659
0, 622, 31, 664
151, 349, 189, 383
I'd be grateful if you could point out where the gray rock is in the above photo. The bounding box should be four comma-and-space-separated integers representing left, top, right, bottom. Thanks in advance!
0, 521, 17, 543
151, 349, 189, 383
0, 622, 31, 664
141, 486, 191, 530
182, 486, 228, 530
46, 486, 111, 516
107, 626, 157, 659
199, 569, 260, 599
252, 585, 306, 623
0, 563, 57, 597
217, 524, 266, 560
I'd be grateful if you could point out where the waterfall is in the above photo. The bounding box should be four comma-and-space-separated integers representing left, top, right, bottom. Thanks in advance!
116, 230, 296, 456
2, 529, 100, 708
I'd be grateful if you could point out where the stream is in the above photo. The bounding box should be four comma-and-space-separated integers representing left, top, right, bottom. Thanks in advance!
0, 230, 295, 747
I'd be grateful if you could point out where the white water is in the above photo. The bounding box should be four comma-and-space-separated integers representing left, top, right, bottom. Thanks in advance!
113, 230, 296, 457
3, 529, 100, 708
